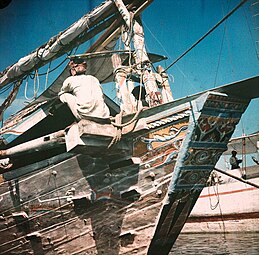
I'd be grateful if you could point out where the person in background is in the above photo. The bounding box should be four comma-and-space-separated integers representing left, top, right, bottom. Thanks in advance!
229, 150, 242, 170
58, 59, 110, 121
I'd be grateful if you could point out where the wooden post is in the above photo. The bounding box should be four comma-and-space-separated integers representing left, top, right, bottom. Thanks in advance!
111, 54, 134, 114
156, 65, 174, 103
113, 0, 132, 28
113, 0, 162, 107
132, 18, 162, 107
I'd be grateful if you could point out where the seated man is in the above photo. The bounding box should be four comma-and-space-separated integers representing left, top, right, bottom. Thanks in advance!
59, 59, 110, 121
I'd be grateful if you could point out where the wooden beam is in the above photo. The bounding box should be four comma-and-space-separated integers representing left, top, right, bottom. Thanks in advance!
214, 167, 259, 189
93, 0, 154, 52
0, 130, 65, 158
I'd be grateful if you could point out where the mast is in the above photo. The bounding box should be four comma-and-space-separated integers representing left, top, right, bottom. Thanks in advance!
112, 0, 173, 110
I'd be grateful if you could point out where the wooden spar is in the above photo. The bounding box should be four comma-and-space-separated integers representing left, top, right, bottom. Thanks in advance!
214, 167, 259, 189
0, 0, 148, 89
113, 0, 150, 64
85, 0, 150, 53
113, 0, 132, 28
0, 130, 65, 158
108, 0, 164, 109
76, 0, 151, 53
88, 0, 155, 113
111, 54, 134, 113
0, 1, 114, 88
69, 50, 133, 59
86, 18, 123, 53
113, 0, 167, 107
94, 0, 154, 52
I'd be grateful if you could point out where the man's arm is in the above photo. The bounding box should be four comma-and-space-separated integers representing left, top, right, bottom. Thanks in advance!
58, 78, 72, 96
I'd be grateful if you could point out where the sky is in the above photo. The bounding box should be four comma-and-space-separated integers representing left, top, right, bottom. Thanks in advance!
0, 0, 258, 138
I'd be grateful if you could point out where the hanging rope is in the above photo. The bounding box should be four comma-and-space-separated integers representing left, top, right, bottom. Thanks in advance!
0, 83, 13, 95
44, 62, 51, 90
24, 69, 41, 101
24, 76, 34, 101
53, 173, 68, 238
163, 0, 249, 73
33, 69, 40, 98
207, 171, 220, 210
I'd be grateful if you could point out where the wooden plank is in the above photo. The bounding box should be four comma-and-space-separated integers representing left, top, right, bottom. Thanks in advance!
147, 91, 251, 254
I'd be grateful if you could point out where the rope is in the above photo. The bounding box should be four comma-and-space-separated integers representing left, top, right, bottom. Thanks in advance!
24, 76, 34, 101
143, 20, 201, 91
0, 83, 13, 95
207, 171, 220, 210
37, 57, 67, 76
214, 1, 230, 87
108, 106, 144, 148
44, 61, 51, 90
33, 69, 40, 98
110, 106, 144, 128
52, 172, 68, 238
108, 111, 123, 148
206, 170, 225, 233
247, 1, 259, 62
241, 134, 247, 177
163, 0, 249, 73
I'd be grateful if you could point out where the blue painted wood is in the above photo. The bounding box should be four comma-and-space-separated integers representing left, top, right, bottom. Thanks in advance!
148, 91, 250, 255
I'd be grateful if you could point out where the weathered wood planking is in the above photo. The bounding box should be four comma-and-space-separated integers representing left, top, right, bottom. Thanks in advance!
1, 73, 257, 254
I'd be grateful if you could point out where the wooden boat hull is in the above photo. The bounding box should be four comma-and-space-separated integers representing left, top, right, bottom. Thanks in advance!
0, 78, 256, 254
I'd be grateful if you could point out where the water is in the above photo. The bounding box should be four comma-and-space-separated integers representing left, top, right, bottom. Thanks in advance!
170, 233, 259, 255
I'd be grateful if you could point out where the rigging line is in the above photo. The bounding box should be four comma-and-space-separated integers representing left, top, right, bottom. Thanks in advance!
207, 172, 220, 210
0, 83, 13, 95
37, 57, 68, 76
142, 20, 198, 90
242, 133, 247, 177
110, 106, 144, 128
163, 0, 249, 73
245, 2, 259, 62
240, 120, 247, 176
224, 16, 236, 81
247, 135, 258, 149
214, 0, 230, 87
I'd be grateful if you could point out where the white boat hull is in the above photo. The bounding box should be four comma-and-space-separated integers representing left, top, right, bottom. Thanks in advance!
183, 176, 259, 233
